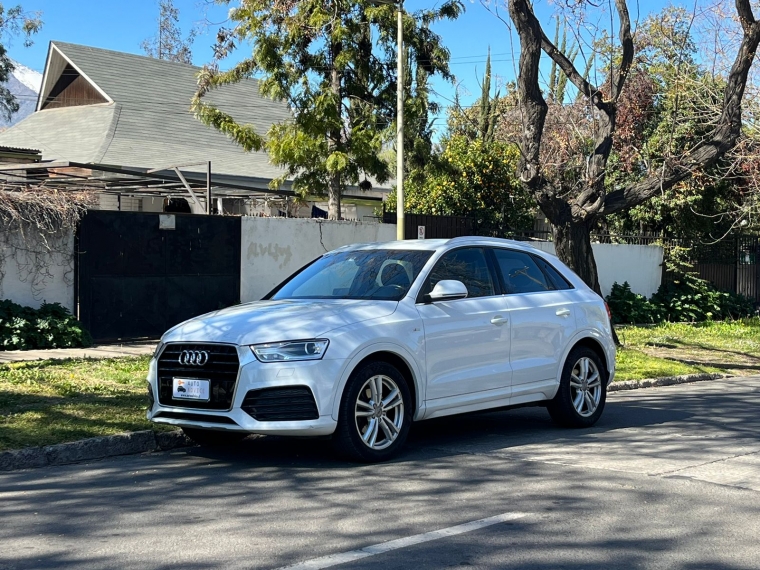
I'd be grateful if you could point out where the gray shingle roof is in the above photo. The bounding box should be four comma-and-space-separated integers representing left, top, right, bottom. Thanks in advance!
0, 41, 292, 179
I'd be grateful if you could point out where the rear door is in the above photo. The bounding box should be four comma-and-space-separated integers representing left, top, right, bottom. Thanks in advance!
490, 248, 577, 403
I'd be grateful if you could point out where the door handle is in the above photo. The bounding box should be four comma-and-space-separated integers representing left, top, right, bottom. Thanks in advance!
556, 308, 571, 317
490, 315, 508, 326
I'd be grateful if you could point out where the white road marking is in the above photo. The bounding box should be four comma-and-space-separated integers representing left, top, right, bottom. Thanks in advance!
275, 511, 529, 570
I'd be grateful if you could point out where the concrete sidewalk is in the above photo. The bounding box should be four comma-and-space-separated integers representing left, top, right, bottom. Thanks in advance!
0, 341, 157, 363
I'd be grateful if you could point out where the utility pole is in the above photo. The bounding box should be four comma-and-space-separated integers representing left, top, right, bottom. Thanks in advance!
370, 0, 405, 240
395, 1, 404, 240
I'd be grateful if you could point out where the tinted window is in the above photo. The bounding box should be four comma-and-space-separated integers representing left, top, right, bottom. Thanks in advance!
493, 249, 551, 294
533, 257, 574, 290
272, 249, 433, 301
426, 247, 495, 298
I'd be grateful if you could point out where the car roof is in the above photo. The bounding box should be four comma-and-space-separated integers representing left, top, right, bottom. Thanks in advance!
326, 236, 589, 292
333, 236, 545, 255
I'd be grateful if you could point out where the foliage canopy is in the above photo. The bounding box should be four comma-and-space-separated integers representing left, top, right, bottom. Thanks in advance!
195, 0, 463, 219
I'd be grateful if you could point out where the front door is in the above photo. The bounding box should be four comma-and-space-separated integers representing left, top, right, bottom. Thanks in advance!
416, 247, 512, 404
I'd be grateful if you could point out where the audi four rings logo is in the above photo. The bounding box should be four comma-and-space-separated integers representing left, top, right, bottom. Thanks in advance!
178, 350, 209, 366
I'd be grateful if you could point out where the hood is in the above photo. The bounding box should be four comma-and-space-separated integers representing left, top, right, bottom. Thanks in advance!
161, 299, 398, 345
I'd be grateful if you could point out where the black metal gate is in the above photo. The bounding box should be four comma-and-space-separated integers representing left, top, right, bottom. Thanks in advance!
383, 212, 474, 239
77, 210, 241, 342
665, 236, 760, 304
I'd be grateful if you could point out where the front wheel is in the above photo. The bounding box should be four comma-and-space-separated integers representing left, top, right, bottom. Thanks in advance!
333, 361, 412, 462
547, 347, 607, 427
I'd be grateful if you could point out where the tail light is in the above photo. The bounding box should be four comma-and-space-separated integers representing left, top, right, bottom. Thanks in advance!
604, 302, 612, 321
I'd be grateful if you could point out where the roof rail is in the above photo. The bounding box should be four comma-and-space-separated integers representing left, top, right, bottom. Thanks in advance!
444, 235, 544, 250
446, 236, 479, 242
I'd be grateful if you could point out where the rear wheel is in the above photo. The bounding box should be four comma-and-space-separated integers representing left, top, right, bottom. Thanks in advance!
181, 427, 247, 447
547, 346, 607, 427
333, 361, 412, 462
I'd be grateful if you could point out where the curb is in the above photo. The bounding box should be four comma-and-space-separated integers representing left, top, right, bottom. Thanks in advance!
0, 372, 732, 473
608, 372, 727, 392
0, 429, 192, 472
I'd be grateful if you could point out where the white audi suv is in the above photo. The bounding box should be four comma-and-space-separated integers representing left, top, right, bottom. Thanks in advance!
147, 237, 616, 461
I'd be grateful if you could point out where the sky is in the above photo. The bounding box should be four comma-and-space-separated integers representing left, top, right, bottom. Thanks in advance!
5, 0, 675, 136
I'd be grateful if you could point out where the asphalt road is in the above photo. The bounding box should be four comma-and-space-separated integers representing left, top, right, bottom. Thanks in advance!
1, 376, 759, 570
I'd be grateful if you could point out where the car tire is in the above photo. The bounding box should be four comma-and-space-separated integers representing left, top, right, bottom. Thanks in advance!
181, 427, 247, 447
547, 346, 607, 428
333, 361, 412, 462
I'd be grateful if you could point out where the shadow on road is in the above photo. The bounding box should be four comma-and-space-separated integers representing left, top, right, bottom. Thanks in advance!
0, 378, 758, 569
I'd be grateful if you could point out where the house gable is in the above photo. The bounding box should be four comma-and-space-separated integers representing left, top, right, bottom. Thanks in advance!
41, 63, 108, 109
37, 43, 112, 111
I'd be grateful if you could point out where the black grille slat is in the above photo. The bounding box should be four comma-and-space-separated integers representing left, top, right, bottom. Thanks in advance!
157, 367, 238, 375
242, 387, 319, 421
157, 343, 240, 410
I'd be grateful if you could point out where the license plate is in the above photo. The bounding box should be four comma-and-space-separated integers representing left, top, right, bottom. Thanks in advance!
173, 378, 210, 401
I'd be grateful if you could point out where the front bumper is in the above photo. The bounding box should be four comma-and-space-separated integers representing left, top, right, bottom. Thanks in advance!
147, 343, 340, 436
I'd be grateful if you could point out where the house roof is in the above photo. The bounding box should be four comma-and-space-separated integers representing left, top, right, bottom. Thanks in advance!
0, 42, 294, 181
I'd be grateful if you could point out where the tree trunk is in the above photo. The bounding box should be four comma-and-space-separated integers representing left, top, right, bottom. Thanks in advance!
328, 171, 341, 220
552, 218, 601, 296
327, 39, 342, 221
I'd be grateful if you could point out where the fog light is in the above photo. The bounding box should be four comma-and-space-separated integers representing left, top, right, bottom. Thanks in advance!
147, 382, 155, 410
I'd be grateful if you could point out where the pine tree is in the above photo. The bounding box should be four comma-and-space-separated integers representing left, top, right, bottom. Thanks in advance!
141, 0, 195, 64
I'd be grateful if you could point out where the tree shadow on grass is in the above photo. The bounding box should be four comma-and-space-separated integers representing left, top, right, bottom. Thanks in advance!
0, 390, 151, 451
652, 337, 760, 363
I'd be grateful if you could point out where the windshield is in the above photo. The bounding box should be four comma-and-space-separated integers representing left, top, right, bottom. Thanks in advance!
271, 249, 434, 301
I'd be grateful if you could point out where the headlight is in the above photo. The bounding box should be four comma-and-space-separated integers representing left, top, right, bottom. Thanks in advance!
251, 339, 329, 362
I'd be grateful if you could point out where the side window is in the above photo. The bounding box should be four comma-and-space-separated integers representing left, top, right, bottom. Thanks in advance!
427, 247, 495, 298
533, 256, 574, 290
493, 249, 551, 294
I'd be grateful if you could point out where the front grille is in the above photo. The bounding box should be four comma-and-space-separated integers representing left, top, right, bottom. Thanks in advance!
242, 386, 319, 421
157, 343, 240, 410
154, 411, 239, 425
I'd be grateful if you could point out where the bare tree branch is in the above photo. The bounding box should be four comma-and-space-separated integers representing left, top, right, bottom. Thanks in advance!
540, 30, 599, 102
506, 0, 549, 195
611, 0, 634, 101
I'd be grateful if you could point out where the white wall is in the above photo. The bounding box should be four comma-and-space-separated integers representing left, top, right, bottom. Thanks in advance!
529, 241, 664, 298
0, 217, 662, 315
0, 229, 75, 311
241, 217, 397, 302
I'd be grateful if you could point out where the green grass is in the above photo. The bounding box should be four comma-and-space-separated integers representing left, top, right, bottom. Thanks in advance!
614, 347, 723, 382
614, 318, 760, 382
617, 318, 760, 356
0, 356, 171, 452
2, 319, 759, 451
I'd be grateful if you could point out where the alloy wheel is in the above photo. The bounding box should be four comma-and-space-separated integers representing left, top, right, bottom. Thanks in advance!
569, 356, 602, 417
354, 374, 405, 450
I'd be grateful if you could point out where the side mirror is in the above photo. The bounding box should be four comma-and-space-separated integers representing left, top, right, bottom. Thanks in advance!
429, 280, 469, 302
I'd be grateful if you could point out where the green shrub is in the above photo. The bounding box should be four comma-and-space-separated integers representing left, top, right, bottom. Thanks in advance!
651, 274, 755, 322
0, 300, 92, 351
607, 277, 756, 324
606, 281, 661, 324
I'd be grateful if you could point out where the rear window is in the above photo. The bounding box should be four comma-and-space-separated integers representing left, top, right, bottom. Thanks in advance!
533, 256, 574, 290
